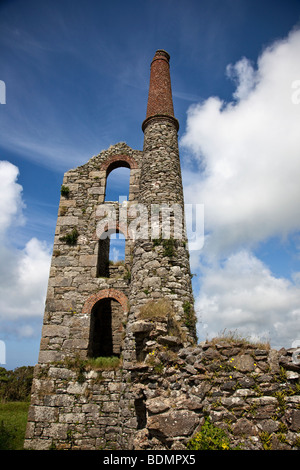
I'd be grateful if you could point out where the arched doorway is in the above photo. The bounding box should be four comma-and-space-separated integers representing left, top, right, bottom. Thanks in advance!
83, 289, 128, 358
88, 297, 123, 357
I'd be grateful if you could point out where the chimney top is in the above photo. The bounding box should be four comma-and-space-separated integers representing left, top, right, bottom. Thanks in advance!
142, 50, 179, 132
152, 49, 170, 62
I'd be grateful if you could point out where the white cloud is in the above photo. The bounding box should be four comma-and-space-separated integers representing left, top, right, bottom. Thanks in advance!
0, 161, 25, 233
181, 28, 300, 348
195, 250, 300, 349
181, 27, 300, 257
226, 57, 258, 101
0, 161, 51, 336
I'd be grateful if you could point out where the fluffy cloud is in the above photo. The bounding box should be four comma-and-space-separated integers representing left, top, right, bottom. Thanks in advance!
0, 161, 24, 233
181, 28, 300, 257
0, 161, 51, 337
195, 250, 300, 349
181, 28, 300, 348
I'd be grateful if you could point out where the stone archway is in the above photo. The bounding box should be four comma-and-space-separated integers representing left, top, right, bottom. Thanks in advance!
100, 154, 139, 175
83, 289, 129, 358
100, 154, 139, 203
83, 288, 129, 314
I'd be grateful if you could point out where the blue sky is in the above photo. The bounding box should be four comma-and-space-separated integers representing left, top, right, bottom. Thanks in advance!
1, 0, 300, 369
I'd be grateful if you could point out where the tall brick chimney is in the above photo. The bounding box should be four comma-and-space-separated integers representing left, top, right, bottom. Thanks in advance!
125, 49, 197, 365
142, 49, 179, 132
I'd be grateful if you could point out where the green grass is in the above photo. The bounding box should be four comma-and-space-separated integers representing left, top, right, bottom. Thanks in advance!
85, 356, 121, 371
0, 402, 30, 450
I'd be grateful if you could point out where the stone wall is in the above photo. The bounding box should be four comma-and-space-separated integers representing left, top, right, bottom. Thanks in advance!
132, 340, 300, 451
24, 363, 136, 450
37, 142, 141, 365
25, 338, 300, 450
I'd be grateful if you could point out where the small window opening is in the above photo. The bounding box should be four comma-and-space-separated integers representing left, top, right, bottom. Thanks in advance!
97, 230, 126, 277
88, 298, 124, 358
135, 332, 148, 362
105, 166, 130, 202
109, 232, 125, 264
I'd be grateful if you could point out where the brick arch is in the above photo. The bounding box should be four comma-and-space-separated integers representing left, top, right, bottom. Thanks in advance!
100, 154, 139, 176
82, 289, 129, 315
96, 220, 134, 240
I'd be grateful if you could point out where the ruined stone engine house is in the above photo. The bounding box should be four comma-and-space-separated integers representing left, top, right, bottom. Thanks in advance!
24, 50, 300, 451
24, 50, 197, 450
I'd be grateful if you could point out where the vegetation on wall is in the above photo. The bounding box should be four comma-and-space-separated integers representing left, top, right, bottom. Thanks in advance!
152, 237, 177, 257
187, 417, 234, 450
60, 185, 70, 198
59, 227, 79, 245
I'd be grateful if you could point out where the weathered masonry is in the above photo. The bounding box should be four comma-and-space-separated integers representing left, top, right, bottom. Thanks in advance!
24, 50, 300, 451
24, 50, 197, 450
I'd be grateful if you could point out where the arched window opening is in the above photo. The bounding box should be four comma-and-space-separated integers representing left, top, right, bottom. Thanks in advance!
109, 232, 125, 264
104, 166, 130, 202
97, 230, 126, 277
88, 298, 124, 358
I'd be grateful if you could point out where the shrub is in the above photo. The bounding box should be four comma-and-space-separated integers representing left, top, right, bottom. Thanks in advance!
187, 417, 232, 450
162, 238, 176, 257
152, 237, 177, 257
0, 366, 33, 402
183, 301, 196, 329
60, 185, 70, 198
59, 228, 79, 246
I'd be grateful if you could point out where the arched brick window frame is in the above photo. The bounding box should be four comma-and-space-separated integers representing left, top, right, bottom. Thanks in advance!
100, 154, 139, 203
95, 221, 134, 240
100, 154, 139, 176
82, 288, 129, 315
